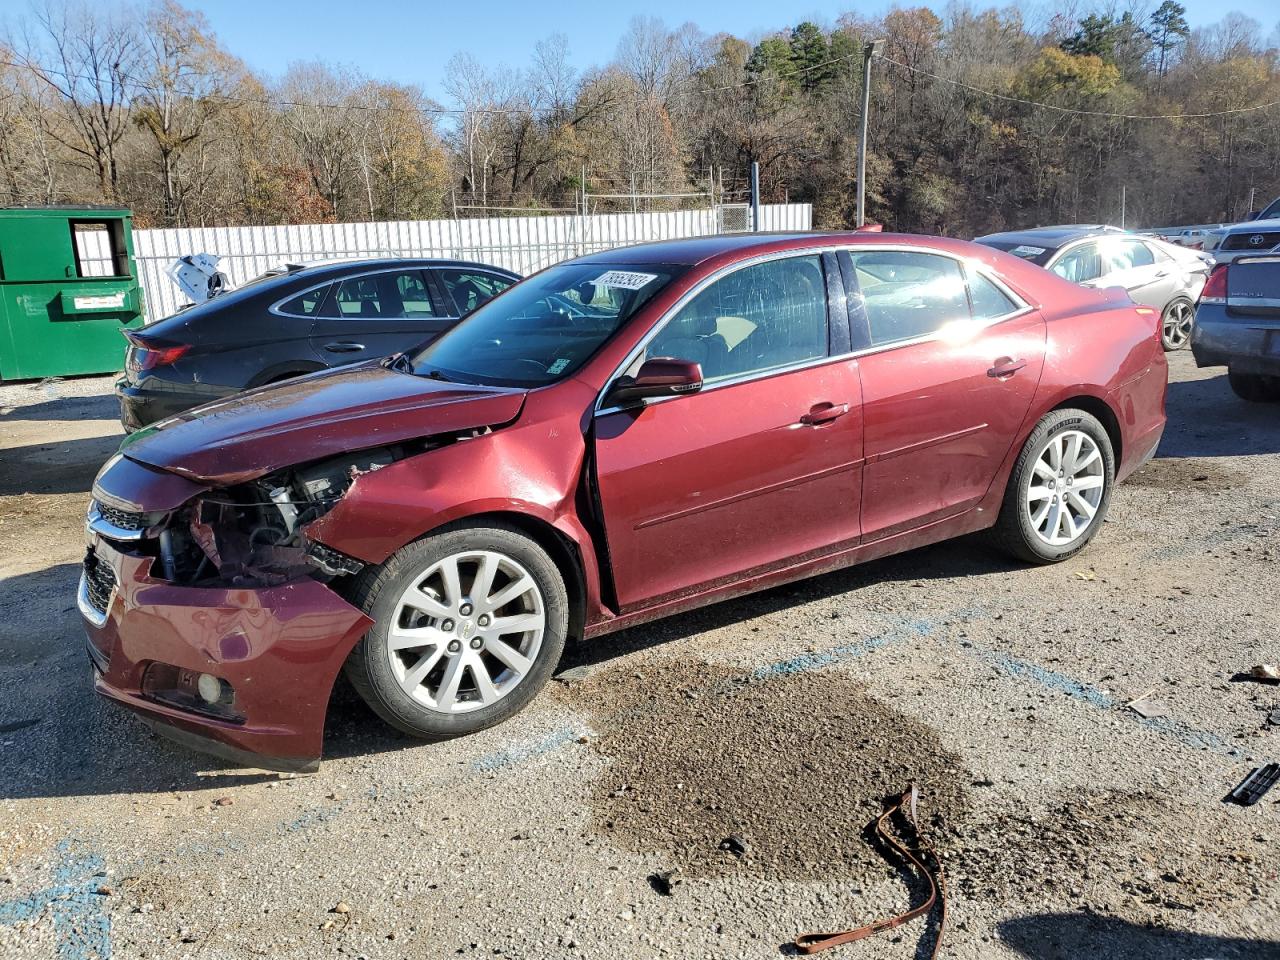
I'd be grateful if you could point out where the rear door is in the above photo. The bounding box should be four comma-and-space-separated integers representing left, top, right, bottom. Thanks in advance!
592, 252, 863, 610
1101, 237, 1180, 308
849, 249, 1046, 541
307, 268, 452, 364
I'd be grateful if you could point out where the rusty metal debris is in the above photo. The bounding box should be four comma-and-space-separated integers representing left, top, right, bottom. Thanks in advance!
793, 783, 945, 957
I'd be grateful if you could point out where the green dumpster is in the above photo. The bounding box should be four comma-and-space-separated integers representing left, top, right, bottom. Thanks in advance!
0, 206, 145, 380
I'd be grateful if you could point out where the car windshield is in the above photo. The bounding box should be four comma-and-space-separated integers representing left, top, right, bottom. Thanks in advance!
407, 262, 679, 387
975, 239, 1056, 266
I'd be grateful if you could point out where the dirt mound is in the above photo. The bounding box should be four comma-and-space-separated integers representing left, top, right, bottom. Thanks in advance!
562, 662, 969, 882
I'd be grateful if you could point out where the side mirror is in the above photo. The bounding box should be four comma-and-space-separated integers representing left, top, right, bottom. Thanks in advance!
606, 357, 703, 407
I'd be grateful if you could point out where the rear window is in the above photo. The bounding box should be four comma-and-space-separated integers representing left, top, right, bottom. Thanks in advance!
278, 284, 330, 317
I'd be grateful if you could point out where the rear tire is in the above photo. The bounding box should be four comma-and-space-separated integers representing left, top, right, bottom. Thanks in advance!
990, 409, 1115, 565
1227, 368, 1280, 403
1160, 298, 1193, 351
344, 522, 568, 741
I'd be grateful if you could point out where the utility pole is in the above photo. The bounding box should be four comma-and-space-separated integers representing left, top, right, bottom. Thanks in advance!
1120, 184, 1126, 229
580, 164, 588, 217
750, 161, 760, 232
856, 39, 881, 228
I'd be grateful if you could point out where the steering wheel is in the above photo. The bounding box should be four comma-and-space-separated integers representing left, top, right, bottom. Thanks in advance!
511, 358, 548, 374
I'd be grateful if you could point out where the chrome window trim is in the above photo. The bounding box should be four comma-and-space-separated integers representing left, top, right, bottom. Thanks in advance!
268, 266, 444, 320
594, 242, 1033, 417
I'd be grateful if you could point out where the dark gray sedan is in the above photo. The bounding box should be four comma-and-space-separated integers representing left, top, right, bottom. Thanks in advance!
116, 258, 519, 430
1191, 254, 1280, 402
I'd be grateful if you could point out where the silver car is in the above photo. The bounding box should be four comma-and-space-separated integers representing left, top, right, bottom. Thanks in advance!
976, 225, 1213, 351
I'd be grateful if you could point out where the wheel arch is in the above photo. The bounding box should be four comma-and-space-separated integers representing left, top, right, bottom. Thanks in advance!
1050, 394, 1123, 465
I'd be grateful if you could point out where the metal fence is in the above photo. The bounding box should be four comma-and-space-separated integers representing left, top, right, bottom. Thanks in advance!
125, 203, 811, 320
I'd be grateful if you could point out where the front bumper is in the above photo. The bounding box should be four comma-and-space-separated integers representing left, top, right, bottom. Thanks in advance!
1191, 316, 1280, 375
81, 538, 373, 771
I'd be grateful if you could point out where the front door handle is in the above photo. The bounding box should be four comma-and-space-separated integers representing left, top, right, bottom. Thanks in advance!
988, 358, 1027, 379
799, 402, 850, 425
323, 341, 366, 353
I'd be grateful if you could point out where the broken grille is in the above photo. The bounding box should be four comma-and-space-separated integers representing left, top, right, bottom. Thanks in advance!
94, 501, 151, 532
82, 551, 117, 615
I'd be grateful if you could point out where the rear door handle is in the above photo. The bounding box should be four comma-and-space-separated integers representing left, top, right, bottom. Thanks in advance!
799, 402, 849, 425
323, 341, 366, 353
988, 358, 1027, 379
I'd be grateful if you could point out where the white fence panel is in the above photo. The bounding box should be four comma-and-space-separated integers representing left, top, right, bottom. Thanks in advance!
132, 203, 812, 319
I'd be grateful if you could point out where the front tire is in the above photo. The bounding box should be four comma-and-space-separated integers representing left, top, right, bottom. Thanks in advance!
1160, 298, 1193, 351
991, 409, 1115, 564
344, 522, 568, 741
1227, 368, 1280, 403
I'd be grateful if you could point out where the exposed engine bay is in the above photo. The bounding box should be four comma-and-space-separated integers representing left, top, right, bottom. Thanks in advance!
98, 430, 489, 588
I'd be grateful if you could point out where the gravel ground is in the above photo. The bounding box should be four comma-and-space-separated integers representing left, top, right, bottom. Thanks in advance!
0, 355, 1278, 960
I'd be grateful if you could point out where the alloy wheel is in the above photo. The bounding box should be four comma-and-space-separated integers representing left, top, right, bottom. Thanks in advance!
387, 550, 546, 714
1161, 300, 1193, 350
1025, 429, 1106, 547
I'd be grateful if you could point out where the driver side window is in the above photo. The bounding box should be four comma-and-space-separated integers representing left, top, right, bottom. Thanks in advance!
647, 255, 828, 382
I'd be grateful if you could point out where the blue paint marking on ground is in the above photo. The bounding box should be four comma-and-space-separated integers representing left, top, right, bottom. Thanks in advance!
974, 647, 1233, 755
977, 649, 1114, 710
750, 616, 937, 680
471, 724, 586, 772
0, 840, 111, 960
281, 803, 346, 834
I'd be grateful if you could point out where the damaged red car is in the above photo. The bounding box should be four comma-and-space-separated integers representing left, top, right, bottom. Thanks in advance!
81, 233, 1167, 771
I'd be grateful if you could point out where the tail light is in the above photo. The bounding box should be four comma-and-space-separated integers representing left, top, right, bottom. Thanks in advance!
1199, 263, 1228, 304
135, 343, 191, 371
123, 331, 191, 372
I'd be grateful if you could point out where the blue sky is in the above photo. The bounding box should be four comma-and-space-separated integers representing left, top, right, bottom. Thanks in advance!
185, 0, 1279, 104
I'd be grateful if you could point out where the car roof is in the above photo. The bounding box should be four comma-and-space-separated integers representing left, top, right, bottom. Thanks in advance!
1220, 217, 1280, 233
974, 225, 1125, 248
570, 231, 997, 268
288, 257, 520, 279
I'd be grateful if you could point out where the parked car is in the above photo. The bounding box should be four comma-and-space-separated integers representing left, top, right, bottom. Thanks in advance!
975, 226, 1212, 351
1201, 215, 1280, 264
115, 258, 520, 431
81, 232, 1167, 770
1191, 254, 1280, 402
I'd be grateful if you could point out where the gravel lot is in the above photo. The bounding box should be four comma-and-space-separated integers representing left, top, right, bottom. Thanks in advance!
1, 353, 1278, 960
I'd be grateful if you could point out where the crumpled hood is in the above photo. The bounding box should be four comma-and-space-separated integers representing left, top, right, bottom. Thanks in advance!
121, 362, 527, 485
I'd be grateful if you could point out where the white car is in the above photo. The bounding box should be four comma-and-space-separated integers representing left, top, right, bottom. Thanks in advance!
976, 225, 1213, 351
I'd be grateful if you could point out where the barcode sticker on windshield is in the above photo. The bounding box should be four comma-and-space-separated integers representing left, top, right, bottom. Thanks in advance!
547, 358, 571, 375
1010, 245, 1046, 257
591, 270, 657, 290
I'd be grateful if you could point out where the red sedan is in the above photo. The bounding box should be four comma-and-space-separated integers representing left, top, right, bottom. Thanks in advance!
81, 233, 1167, 770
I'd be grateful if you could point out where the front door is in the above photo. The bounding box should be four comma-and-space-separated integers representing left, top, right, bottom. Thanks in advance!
593, 253, 864, 610
308, 269, 452, 364
847, 249, 1046, 541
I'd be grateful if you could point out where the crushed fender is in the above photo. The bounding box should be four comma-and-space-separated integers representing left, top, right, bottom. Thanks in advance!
793, 783, 946, 957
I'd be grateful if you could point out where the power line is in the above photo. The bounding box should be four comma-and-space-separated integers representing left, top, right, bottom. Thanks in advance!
877, 53, 1280, 120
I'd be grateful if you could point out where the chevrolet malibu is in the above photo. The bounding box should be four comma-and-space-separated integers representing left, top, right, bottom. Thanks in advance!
81, 233, 1168, 771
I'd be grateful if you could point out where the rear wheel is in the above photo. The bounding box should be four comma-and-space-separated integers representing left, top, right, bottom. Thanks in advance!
1160, 298, 1193, 351
1227, 368, 1280, 403
345, 522, 568, 740
991, 409, 1115, 564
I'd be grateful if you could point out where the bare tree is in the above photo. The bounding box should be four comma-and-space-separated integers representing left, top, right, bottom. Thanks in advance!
16, 1, 139, 199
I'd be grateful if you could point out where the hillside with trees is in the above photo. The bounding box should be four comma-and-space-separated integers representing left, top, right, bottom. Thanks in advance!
1, 0, 1277, 233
